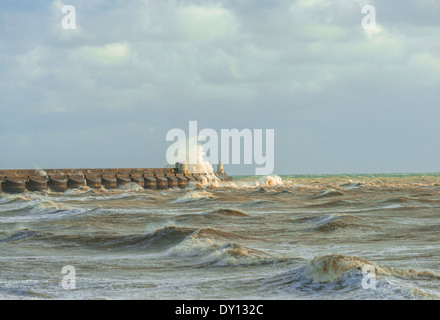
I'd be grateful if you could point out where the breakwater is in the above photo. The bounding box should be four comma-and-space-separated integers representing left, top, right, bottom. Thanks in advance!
0, 168, 232, 193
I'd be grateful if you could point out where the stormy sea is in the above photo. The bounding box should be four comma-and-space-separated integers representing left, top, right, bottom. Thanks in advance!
1, 174, 439, 300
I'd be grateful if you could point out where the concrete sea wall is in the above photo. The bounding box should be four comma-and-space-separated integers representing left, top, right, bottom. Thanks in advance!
0, 168, 232, 193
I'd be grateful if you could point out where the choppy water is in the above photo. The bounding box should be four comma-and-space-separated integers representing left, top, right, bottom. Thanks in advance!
1, 174, 439, 300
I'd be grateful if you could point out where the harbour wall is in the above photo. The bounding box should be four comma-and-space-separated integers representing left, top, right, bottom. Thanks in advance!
0, 168, 232, 193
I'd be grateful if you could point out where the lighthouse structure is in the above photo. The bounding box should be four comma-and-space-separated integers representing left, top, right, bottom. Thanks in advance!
216, 162, 224, 174
173, 161, 231, 182
175, 162, 189, 175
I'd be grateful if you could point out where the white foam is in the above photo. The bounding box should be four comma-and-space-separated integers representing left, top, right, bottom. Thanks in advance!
171, 191, 214, 204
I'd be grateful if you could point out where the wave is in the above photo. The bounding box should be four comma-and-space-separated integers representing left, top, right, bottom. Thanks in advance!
30, 200, 67, 214
382, 197, 413, 204
303, 199, 350, 208
204, 175, 285, 190
242, 200, 273, 207
117, 182, 144, 191
0, 194, 27, 205
273, 187, 294, 195
0, 284, 52, 299
64, 186, 92, 195
0, 226, 195, 251
176, 209, 250, 223
92, 192, 142, 201
253, 187, 269, 194
262, 254, 440, 299
171, 191, 214, 203
314, 219, 372, 233
142, 226, 196, 250
169, 237, 279, 266
191, 227, 251, 241
408, 287, 439, 300
313, 214, 371, 232
339, 180, 362, 189
416, 197, 440, 204
381, 196, 440, 206
0, 224, 280, 265
312, 189, 345, 199
0, 194, 35, 204
156, 225, 283, 266
259, 175, 284, 187
0, 228, 42, 243
263, 254, 440, 300
0, 200, 37, 214
1, 226, 259, 255
207, 208, 250, 217
293, 213, 373, 233
0, 195, 67, 215
304, 254, 440, 283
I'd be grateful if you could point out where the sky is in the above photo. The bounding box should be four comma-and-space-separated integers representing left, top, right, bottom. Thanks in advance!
0, 0, 439, 175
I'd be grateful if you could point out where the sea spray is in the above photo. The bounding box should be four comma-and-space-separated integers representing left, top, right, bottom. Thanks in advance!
259, 175, 284, 187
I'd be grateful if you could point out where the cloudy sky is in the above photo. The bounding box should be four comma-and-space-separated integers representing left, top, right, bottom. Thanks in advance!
0, 0, 439, 175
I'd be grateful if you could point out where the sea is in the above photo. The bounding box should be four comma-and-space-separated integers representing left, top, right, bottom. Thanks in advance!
0, 173, 439, 300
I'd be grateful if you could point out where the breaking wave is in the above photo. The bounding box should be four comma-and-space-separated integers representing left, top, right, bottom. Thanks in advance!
169, 238, 279, 266
259, 175, 284, 187
0, 223, 280, 266
171, 191, 214, 203
0, 226, 257, 256
304, 254, 440, 283
30, 200, 67, 214
0, 195, 68, 215
166, 226, 284, 266
262, 254, 440, 299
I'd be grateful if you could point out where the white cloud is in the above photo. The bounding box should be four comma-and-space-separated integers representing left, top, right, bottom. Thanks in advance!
16, 46, 45, 80
179, 5, 239, 41
71, 43, 131, 65
411, 52, 440, 72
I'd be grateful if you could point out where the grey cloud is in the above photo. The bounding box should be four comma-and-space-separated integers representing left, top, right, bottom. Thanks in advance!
0, 0, 439, 174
